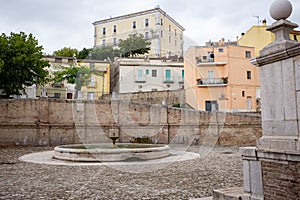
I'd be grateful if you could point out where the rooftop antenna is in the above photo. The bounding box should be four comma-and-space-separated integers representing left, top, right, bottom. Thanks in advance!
253, 16, 261, 25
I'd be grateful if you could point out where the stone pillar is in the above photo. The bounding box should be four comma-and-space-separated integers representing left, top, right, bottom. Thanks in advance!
241, 0, 300, 199
255, 3, 299, 152
240, 147, 264, 200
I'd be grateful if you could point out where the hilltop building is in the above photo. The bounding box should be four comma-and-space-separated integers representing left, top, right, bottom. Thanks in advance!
93, 6, 185, 58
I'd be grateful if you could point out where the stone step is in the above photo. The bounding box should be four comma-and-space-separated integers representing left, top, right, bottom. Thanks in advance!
212, 187, 243, 200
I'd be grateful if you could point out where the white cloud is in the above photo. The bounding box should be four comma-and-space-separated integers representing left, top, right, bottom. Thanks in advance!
1, 0, 299, 54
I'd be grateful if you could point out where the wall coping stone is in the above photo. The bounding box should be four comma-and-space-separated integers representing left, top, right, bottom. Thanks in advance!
251, 43, 300, 66
241, 147, 300, 162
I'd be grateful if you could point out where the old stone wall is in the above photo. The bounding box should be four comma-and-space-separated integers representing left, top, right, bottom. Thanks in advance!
0, 99, 261, 146
262, 161, 300, 200
101, 89, 185, 107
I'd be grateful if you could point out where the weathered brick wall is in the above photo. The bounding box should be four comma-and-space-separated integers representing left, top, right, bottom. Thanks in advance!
0, 99, 261, 146
262, 161, 300, 200
101, 89, 185, 107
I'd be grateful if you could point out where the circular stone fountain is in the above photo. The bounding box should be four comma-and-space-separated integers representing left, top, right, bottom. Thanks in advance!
53, 143, 170, 162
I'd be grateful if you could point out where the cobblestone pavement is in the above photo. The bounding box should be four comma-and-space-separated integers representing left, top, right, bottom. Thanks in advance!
0, 145, 243, 200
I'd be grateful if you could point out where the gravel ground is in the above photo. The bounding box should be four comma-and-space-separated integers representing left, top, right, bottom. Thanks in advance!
0, 145, 243, 200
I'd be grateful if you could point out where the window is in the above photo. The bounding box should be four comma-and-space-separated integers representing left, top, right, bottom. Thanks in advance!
87, 92, 94, 100
175, 29, 177, 36
218, 48, 224, 53
208, 71, 214, 83
242, 91, 245, 97
145, 19, 149, 27
102, 39, 106, 47
247, 71, 252, 79
169, 25, 171, 32
205, 101, 218, 112
103, 27, 106, 35
161, 19, 163, 25
161, 30, 163, 38
133, 21, 136, 29
137, 69, 143, 80
294, 35, 298, 41
175, 40, 177, 47
67, 93, 73, 99
113, 25, 117, 33
247, 97, 252, 110
181, 70, 184, 80
145, 32, 149, 39
54, 93, 61, 99
90, 63, 95, 70
152, 70, 157, 77
113, 37, 117, 46
169, 35, 171, 43
89, 77, 96, 87
208, 71, 214, 79
165, 70, 171, 82
245, 51, 251, 58
146, 69, 149, 75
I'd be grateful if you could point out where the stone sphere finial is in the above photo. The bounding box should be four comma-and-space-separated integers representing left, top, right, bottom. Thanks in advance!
270, 0, 293, 20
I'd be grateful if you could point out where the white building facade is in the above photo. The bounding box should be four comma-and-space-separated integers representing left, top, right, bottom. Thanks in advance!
116, 58, 184, 93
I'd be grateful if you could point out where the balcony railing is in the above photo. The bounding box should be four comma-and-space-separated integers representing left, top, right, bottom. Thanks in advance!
135, 78, 146, 83
197, 78, 228, 86
197, 58, 215, 63
197, 58, 227, 66
163, 79, 174, 83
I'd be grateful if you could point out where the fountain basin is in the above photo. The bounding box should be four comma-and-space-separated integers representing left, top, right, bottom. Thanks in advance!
54, 143, 170, 162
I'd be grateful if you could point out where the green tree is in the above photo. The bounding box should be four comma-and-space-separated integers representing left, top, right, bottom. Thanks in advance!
52, 65, 91, 99
118, 34, 151, 57
53, 47, 78, 57
77, 48, 92, 59
90, 46, 121, 61
0, 32, 49, 98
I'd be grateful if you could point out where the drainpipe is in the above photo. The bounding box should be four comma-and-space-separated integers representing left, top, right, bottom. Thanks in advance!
156, 10, 161, 57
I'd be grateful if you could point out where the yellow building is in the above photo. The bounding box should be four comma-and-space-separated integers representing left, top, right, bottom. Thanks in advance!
39, 56, 110, 100
79, 60, 110, 100
184, 44, 259, 112
38, 56, 75, 99
238, 20, 300, 56
93, 6, 185, 58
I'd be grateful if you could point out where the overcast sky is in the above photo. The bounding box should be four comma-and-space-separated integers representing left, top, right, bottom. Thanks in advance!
1, 0, 299, 54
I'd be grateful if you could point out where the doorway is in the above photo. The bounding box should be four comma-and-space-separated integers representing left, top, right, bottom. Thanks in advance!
205, 101, 218, 112
247, 97, 252, 110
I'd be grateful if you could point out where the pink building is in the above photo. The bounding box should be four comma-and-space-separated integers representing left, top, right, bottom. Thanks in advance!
184, 42, 260, 112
